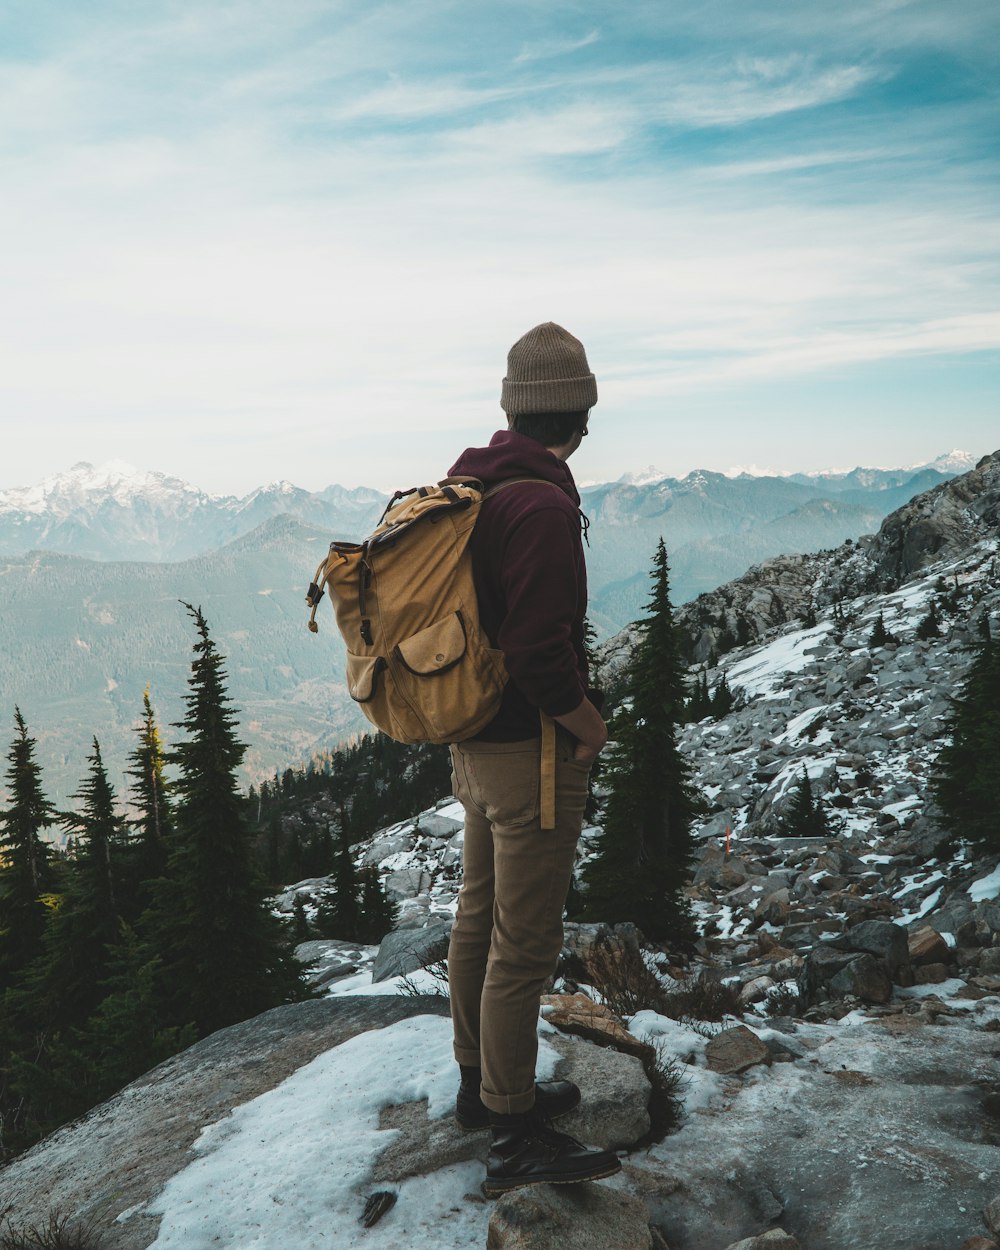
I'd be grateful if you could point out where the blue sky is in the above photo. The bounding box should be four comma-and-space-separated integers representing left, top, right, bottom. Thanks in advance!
1, 0, 997, 492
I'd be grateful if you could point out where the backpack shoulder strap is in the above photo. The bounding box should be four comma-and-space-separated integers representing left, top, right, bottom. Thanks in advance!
482, 477, 563, 500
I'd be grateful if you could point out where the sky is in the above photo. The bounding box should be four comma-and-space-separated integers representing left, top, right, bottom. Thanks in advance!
1, 0, 997, 494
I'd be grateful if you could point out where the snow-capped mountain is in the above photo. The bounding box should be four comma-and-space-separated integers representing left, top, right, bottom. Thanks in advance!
0, 462, 385, 563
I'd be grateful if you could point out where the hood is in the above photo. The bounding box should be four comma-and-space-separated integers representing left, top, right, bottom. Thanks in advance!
449, 430, 580, 507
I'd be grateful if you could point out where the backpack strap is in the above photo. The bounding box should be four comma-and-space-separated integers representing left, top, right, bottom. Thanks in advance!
540, 712, 557, 830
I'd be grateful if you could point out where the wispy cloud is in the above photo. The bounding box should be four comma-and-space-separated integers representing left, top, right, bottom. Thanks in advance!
514, 29, 600, 65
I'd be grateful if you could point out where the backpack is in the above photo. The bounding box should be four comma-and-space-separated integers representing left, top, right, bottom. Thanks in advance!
305, 476, 553, 746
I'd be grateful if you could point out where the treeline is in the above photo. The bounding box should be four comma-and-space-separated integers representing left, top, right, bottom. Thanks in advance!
0, 605, 402, 1162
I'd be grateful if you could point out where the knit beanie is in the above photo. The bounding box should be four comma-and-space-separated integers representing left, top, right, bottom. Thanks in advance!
500, 322, 598, 415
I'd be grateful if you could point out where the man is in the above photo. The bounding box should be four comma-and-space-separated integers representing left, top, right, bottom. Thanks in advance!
446, 322, 621, 1195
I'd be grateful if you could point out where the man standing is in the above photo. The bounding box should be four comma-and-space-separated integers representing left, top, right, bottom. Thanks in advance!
446, 322, 621, 1195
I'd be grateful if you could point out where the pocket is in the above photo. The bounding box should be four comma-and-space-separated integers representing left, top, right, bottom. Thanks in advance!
391, 611, 507, 743
465, 748, 540, 828
346, 654, 385, 703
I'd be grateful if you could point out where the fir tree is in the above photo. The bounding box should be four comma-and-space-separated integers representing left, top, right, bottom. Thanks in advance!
580, 540, 701, 945
710, 672, 735, 718
868, 611, 891, 648
123, 688, 171, 911
291, 895, 312, 944
931, 618, 1000, 854
779, 770, 832, 838
0, 709, 58, 990
144, 604, 308, 1036
916, 600, 943, 641
357, 867, 399, 944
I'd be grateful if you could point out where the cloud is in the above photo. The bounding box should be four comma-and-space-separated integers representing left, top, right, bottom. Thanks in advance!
513, 30, 600, 65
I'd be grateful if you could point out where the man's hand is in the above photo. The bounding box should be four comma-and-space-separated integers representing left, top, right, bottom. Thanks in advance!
553, 697, 608, 764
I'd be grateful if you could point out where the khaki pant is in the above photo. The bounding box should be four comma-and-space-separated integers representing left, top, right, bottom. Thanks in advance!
447, 732, 591, 1114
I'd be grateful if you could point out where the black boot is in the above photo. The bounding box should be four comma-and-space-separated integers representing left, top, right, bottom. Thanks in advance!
482, 1105, 621, 1197
455, 1066, 581, 1132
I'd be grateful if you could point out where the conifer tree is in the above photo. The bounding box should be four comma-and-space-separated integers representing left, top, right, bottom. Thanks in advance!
291, 895, 312, 944
123, 689, 171, 910
931, 617, 1000, 854
868, 611, 892, 648
580, 540, 700, 945
916, 600, 943, 641
357, 867, 399, 944
779, 770, 832, 838
0, 709, 58, 990
144, 604, 308, 1036
710, 672, 735, 718
9, 739, 126, 1037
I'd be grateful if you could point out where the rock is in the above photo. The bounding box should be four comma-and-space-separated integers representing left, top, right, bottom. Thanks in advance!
956, 1236, 1000, 1250
540, 994, 655, 1066
914, 963, 952, 985
372, 1098, 485, 1183
980, 949, 1000, 974
384, 866, 432, 900
371, 920, 452, 982
546, 1032, 652, 1150
827, 953, 892, 1004
705, 1026, 772, 1075
487, 1184, 653, 1250
0, 995, 451, 1249
909, 925, 952, 966
984, 1195, 1000, 1237
739, 976, 777, 1007
723, 1232, 802, 1250
834, 919, 911, 979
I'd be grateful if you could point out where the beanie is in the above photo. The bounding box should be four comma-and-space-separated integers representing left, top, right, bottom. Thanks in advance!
500, 322, 598, 415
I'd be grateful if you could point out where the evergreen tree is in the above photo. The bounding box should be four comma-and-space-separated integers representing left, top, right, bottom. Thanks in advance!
0, 709, 58, 991
144, 604, 308, 1036
11, 739, 127, 1033
685, 672, 711, 723
580, 540, 701, 945
291, 894, 312, 944
123, 689, 171, 910
931, 618, 1000, 854
357, 867, 399, 944
916, 600, 943, 641
710, 672, 735, 718
779, 770, 832, 838
313, 831, 361, 940
868, 611, 892, 648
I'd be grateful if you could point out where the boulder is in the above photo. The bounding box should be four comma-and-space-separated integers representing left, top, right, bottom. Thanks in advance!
371, 921, 452, 983
540, 994, 655, 1066
984, 1196, 1000, 1238
832, 919, 910, 979
487, 1184, 653, 1250
914, 963, 951, 985
723, 1232, 802, 1250
547, 1032, 652, 1150
956, 1237, 1000, 1250
908, 925, 952, 966
827, 953, 892, 1004
705, 1026, 771, 1075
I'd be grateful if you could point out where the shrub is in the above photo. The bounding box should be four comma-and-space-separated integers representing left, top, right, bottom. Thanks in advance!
0, 1211, 104, 1250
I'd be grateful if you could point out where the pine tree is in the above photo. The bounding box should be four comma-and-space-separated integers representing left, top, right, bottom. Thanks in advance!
710, 672, 735, 718
357, 867, 399, 944
144, 604, 308, 1036
779, 770, 832, 838
868, 611, 889, 647
291, 895, 312, 944
931, 618, 1000, 854
580, 540, 701, 945
0, 709, 58, 991
916, 600, 943, 641
123, 689, 171, 912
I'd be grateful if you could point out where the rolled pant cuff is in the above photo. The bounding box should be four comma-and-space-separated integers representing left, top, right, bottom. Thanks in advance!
480, 1083, 536, 1116
453, 1045, 482, 1067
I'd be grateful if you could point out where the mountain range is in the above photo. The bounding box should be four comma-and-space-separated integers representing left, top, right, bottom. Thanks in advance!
0, 450, 987, 804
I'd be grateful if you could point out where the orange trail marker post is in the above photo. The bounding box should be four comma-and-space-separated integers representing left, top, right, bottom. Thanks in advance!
725, 826, 731, 857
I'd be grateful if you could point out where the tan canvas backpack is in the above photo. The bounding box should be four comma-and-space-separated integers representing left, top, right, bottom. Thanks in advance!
305, 475, 557, 746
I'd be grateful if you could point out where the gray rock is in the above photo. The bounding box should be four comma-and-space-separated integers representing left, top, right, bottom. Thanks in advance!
985, 1195, 1000, 1238
705, 1026, 771, 1075
0, 995, 451, 1250
384, 866, 432, 900
827, 953, 892, 1004
547, 1032, 652, 1150
831, 919, 910, 979
488, 1183, 652, 1250
371, 1098, 486, 1183
371, 921, 452, 983
723, 1232, 801, 1250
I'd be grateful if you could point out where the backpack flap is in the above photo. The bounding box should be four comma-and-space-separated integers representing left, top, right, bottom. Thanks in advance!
346, 654, 385, 703
395, 612, 467, 676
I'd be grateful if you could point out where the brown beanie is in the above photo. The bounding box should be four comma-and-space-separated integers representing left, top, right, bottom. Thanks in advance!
500, 322, 598, 415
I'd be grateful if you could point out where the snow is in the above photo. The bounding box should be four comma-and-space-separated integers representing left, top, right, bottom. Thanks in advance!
726, 623, 834, 698
968, 863, 1000, 902
146, 1013, 560, 1250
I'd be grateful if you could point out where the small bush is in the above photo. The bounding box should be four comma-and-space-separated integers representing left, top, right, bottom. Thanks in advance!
584, 932, 670, 1018
641, 1040, 688, 1143
0, 1211, 104, 1250
396, 958, 449, 998
661, 971, 742, 1023
764, 981, 802, 1016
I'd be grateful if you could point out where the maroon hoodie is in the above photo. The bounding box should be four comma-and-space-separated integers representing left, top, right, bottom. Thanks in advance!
449, 429, 589, 741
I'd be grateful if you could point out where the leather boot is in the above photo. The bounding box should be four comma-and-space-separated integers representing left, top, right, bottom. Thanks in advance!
455, 1066, 581, 1132
482, 1105, 621, 1197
